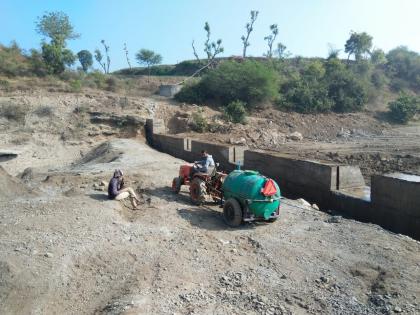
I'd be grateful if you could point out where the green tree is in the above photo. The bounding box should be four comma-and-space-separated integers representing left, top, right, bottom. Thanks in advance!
41, 43, 75, 74
135, 49, 162, 81
35, 11, 79, 74
241, 10, 259, 57
77, 50, 93, 73
370, 48, 387, 65
36, 11, 79, 46
386, 46, 420, 89
344, 31, 373, 61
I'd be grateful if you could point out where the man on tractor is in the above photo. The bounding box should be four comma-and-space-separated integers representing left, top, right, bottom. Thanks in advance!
191, 150, 215, 177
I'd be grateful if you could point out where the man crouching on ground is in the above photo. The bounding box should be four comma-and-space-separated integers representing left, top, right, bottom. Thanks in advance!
108, 169, 141, 209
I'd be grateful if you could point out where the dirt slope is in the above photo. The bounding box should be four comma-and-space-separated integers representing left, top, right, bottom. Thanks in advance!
0, 139, 419, 315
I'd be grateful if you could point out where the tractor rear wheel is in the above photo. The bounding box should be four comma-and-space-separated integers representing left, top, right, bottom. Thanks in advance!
172, 177, 182, 194
189, 178, 206, 205
223, 198, 243, 227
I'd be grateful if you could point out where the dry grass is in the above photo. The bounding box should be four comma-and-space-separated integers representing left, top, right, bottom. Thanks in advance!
0, 101, 29, 123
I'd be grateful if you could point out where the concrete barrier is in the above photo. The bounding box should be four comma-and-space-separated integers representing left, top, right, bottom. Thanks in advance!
144, 119, 420, 240
244, 150, 337, 201
371, 173, 420, 218
159, 84, 182, 97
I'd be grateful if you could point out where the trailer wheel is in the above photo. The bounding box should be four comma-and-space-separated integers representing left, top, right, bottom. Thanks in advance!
172, 177, 182, 194
190, 178, 206, 205
223, 198, 243, 227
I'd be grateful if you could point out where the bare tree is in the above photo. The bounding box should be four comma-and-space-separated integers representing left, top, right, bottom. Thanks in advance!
241, 10, 259, 58
100, 39, 110, 73
182, 22, 224, 84
190, 22, 224, 68
203, 22, 223, 66
264, 24, 278, 58
123, 43, 132, 69
276, 42, 288, 60
192, 40, 200, 62
94, 49, 106, 73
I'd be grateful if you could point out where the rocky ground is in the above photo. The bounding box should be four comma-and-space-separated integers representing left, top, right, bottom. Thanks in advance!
1, 138, 419, 315
0, 85, 419, 314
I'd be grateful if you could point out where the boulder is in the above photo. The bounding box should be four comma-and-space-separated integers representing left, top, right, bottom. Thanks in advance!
287, 131, 303, 141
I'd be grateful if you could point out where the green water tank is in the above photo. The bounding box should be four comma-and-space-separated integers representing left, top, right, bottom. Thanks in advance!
222, 170, 281, 219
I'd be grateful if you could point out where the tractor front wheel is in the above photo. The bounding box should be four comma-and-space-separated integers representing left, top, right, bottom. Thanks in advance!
223, 198, 243, 227
189, 178, 206, 205
172, 177, 182, 194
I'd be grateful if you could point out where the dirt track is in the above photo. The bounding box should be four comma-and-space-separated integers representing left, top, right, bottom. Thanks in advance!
1, 139, 419, 315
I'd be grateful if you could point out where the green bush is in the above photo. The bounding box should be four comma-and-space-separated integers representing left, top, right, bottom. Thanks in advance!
202, 60, 279, 109
190, 110, 207, 133
0, 42, 31, 77
371, 69, 388, 88
176, 60, 279, 109
325, 59, 368, 112
69, 79, 82, 92
281, 61, 332, 113
0, 79, 11, 91
174, 81, 206, 104
388, 93, 419, 123
224, 100, 247, 123
84, 71, 106, 89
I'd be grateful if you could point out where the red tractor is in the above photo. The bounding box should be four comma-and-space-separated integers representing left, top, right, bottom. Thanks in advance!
172, 163, 227, 205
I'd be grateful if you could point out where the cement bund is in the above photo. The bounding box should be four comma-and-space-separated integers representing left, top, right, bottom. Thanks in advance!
159, 84, 182, 97
145, 120, 420, 240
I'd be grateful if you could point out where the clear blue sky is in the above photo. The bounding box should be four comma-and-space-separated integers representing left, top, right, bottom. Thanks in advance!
1, 0, 419, 71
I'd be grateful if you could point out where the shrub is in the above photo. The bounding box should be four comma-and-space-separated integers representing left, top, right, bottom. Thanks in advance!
175, 81, 206, 104
325, 59, 368, 112
390, 77, 409, 92
281, 61, 332, 113
371, 70, 388, 88
202, 60, 279, 109
73, 105, 89, 115
0, 102, 28, 123
0, 79, 11, 91
69, 79, 82, 92
190, 110, 207, 133
33, 105, 54, 117
0, 42, 31, 77
388, 93, 419, 123
223, 100, 247, 123
176, 60, 279, 109
85, 71, 106, 89
105, 76, 119, 92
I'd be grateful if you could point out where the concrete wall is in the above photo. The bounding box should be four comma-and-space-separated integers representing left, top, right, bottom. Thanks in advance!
144, 119, 420, 240
244, 150, 337, 202
159, 85, 182, 97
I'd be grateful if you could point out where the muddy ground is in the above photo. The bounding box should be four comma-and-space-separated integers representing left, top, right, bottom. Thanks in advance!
0, 87, 419, 314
